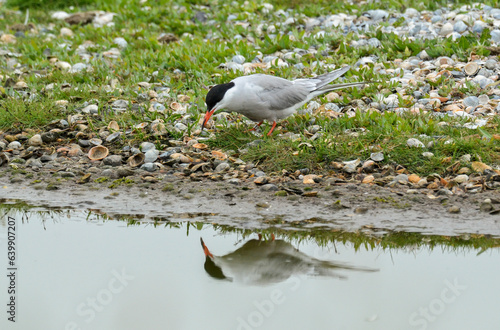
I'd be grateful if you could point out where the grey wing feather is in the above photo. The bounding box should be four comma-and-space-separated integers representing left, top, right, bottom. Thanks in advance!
265, 81, 315, 110
238, 66, 355, 111
313, 66, 350, 88
246, 74, 315, 110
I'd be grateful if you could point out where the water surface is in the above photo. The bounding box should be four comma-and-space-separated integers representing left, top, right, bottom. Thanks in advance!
0, 208, 498, 330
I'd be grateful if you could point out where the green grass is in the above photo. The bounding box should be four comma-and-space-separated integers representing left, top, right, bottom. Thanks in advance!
0, 0, 499, 177
208, 111, 500, 176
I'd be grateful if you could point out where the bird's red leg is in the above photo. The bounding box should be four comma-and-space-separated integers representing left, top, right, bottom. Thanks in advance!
249, 121, 264, 132
266, 121, 277, 136
271, 233, 275, 241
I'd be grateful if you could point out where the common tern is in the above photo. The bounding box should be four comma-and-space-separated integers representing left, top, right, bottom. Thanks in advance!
200, 237, 377, 285
202, 66, 366, 136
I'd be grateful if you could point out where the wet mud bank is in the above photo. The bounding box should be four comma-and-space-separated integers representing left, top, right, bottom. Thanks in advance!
1, 177, 499, 237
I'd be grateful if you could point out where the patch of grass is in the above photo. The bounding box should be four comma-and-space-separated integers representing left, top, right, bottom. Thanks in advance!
6, 0, 94, 10
0, 0, 499, 180
94, 177, 109, 183
108, 177, 134, 188
208, 111, 500, 176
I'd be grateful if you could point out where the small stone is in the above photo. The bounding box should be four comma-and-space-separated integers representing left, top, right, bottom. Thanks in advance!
60, 171, 76, 178
40, 154, 56, 162
394, 174, 409, 184
471, 161, 491, 173
28, 134, 43, 146
422, 152, 434, 158
480, 202, 493, 212
70, 63, 87, 73
457, 167, 470, 175
77, 173, 91, 184
0, 34, 16, 43
26, 158, 42, 167
453, 20, 467, 33
370, 152, 384, 162
140, 162, 158, 172
41, 131, 58, 143
227, 178, 240, 185
140, 142, 156, 152
362, 175, 374, 184
459, 154, 471, 163
343, 159, 360, 173
256, 202, 270, 208
116, 168, 134, 178
439, 23, 453, 36
101, 169, 119, 179
113, 37, 128, 48
362, 160, 376, 173
408, 174, 421, 183
144, 149, 159, 163
260, 184, 278, 191
103, 155, 122, 167
7, 141, 21, 149
448, 206, 461, 214
254, 176, 269, 185
303, 191, 318, 197
81, 104, 99, 114
463, 96, 479, 108
232, 55, 245, 64
354, 207, 368, 214
407, 138, 425, 148
215, 162, 230, 172
303, 174, 320, 184
105, 132, 121, 143
453, 174, 469, 184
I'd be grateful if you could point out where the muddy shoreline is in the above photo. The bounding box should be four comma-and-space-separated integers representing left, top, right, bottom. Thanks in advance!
2, 174, 499, 237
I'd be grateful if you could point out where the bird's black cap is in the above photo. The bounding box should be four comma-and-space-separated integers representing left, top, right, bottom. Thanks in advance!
205, 82, 235, 111
204, 257, 227, 280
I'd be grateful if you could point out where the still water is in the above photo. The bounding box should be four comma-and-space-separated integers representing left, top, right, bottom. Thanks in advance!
0, 208, 498, 330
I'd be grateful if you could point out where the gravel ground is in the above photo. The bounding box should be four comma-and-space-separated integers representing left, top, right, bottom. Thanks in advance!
2, 168, 499, 237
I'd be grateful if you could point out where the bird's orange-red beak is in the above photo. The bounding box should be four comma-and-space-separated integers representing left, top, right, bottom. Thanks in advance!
201, 108, 216, 131
200, 238, 213, 258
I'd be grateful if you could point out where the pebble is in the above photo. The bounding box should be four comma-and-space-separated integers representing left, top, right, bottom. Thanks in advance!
144, 149, 159, 163
113, 168, 132, 178
254, 176, 269, 185
422, 152, 434, 158
453, 174, 469, 183
113, 37, 128, 48
448, 206, 461, 214
140, 162, 158, 172
260, 183, 278, 191
407, 138, 425, 148
7, 141, 22, 149
343, 159, 360, 173
215, 162, 230, 172
370, 152, 384, 162
394, 174, 409, 184
101, 169, 119, 179
140, 142, 156, 152
70, 63, 87, 73
81, 104, 99, 114
41, 131, 59, 143
227, 178, 240, 185
103, 155, 122, 167
29, 134, 43, 146
26, 158, 42, 167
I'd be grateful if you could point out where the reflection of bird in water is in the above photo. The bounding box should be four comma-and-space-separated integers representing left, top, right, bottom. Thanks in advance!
200, 236, 377, 285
